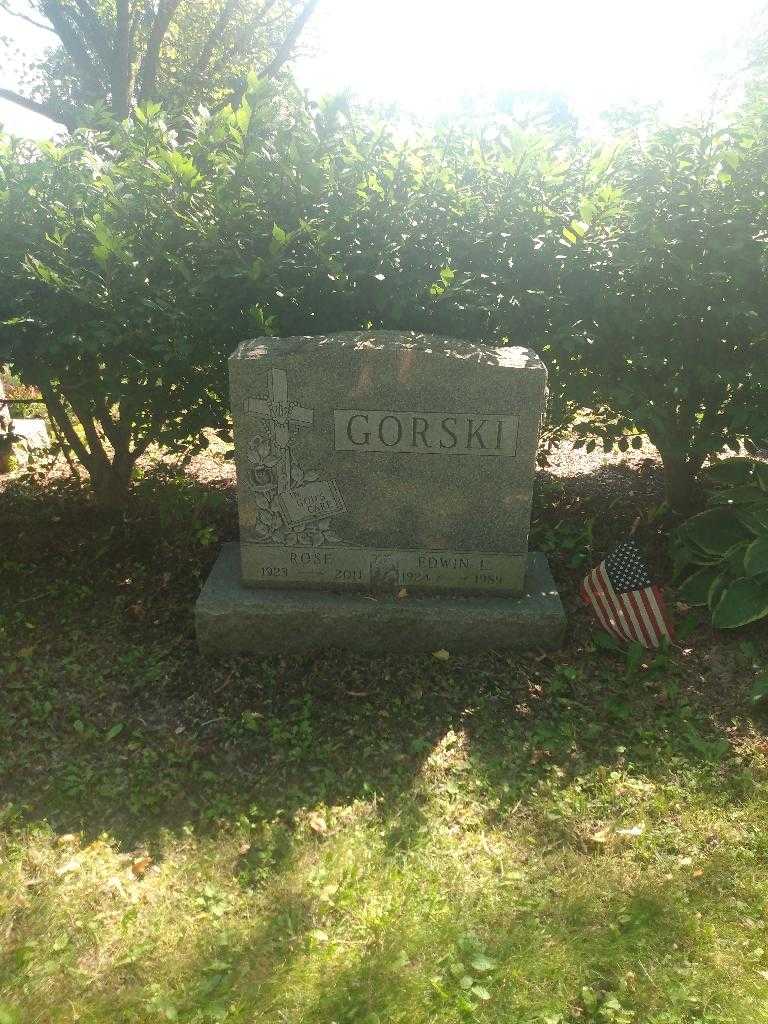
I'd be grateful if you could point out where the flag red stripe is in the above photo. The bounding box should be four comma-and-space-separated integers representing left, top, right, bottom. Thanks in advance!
597, 562, 635, 642
582, 572, 612, 633
596, 566, 632, 642
650, 584, 674, 638
623, 588, 657, 648
589, 565, 627, 640
583, 568, 622, 639
618, 589, 651, 647
639, 585, 673, 641
635, 587, 665, 645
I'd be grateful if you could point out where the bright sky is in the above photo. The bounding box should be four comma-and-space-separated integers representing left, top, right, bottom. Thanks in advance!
295, 0, 762, 125
0, 0, 762, 137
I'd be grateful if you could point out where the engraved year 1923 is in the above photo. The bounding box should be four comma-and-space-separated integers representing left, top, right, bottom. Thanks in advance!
261, 565, 288, 578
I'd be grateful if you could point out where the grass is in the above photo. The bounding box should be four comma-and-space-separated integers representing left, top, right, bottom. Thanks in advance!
2, 457, 768, 1023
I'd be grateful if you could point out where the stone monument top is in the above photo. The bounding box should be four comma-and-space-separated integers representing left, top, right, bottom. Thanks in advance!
229, 331, 546, 597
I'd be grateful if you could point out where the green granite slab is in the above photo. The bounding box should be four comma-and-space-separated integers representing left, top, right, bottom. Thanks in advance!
195, 544, 566, 656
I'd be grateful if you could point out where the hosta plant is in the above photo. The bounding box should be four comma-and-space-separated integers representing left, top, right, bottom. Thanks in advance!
674, 458, 768, 629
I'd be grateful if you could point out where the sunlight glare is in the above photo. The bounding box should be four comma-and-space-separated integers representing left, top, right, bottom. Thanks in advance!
297, 0, 762, 123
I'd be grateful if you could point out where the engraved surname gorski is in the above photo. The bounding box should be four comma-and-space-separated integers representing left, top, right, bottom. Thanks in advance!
333, 410, 518, 456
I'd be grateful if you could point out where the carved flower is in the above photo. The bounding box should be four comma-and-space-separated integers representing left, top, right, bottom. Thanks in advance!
251, 466, 273, 488
247, 434, 267, 463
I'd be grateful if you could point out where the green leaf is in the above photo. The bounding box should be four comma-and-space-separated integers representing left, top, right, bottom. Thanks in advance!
626, 641, 644, 673
756, 462, 768, 492
676, 611, 700, 641
736, 504, 768, 535
705, 457, 757, 487
469, 954, 497, 973
745, 537, 768, 576
471, 984, 491, 1000
723, 541, 749, 573
708, 573, 730, 612
749, 672, 768, 704
710, 484, 766, 506
593, 630, 623, 652
677, 565, 723, 606
678, 507, 746, 556
712, 576, 768, 629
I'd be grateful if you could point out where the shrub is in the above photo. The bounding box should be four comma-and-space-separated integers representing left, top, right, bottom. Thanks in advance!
287, 110, 582, 438
556, 117, 768, 512
4, 94, 768, 514
0, 90, 317, 505
674, 458, 768, 628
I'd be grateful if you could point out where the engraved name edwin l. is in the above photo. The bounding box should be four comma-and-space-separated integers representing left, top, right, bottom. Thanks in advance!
333, 410, 519, 456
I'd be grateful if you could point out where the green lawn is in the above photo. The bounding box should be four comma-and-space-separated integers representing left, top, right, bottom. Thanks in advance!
2, 460, 768, 1023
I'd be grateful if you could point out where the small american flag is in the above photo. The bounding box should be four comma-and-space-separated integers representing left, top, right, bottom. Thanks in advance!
581, 539, 673, 649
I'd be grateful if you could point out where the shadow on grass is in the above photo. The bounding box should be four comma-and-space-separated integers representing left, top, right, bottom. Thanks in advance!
0, 460, 764, 851
2, 463, 768, 1021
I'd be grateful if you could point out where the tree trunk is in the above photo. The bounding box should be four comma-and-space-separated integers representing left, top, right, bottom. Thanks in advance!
41, 383, 137, 507
138, 0, 182, 106
111, 0, 133, 119
0, 370, 10, 433
89, 457, 135, 509
659, 449, 704, 515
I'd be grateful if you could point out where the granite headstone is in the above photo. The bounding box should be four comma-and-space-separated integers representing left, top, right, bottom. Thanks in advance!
196, 331, 565, 654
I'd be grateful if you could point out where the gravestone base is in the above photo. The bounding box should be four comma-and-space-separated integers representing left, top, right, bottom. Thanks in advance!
196, 543, 566, 657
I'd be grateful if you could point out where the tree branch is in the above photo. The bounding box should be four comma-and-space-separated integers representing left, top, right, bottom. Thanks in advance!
228, 0, 320, 107
63, 386, 112, 471
137, 0, 181, 106
189, 0, 239, 87
0, 0, 54, 32
259, 0, 319, 79
111, 0, 133, 119
40, 0, 103, 85
39, 384, 92, 469
68, 0, 113, 70
0, 86, 74, 129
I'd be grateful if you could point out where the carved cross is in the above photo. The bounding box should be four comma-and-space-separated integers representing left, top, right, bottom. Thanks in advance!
244, 368, 313, 493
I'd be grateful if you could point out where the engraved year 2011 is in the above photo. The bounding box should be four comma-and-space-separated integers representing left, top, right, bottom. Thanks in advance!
335, 568, 363, 581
